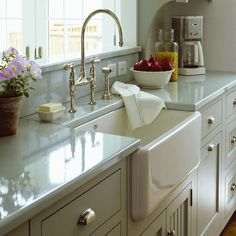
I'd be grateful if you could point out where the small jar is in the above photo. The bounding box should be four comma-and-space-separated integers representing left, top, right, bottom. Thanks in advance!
155, 29, 178, 81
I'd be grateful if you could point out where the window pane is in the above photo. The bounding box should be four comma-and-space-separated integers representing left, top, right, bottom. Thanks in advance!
0, 20, 6, 51
65, 20, 82, 59
84, 0, 102, 18
7, 20, 22, 54
65, 0, 82, 19
49, 0, 64, 19
6, 0, 22, 18
85, 20, 102, 55
0, 0, 6, 18
48, 20, 65, 61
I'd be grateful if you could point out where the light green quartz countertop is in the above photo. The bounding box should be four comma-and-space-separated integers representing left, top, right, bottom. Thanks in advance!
0, 119, 139, 235
1, 70, 236, 234
144, 71, 236, 111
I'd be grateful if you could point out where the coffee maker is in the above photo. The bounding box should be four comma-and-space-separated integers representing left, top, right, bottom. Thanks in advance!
172, 16, 206, 75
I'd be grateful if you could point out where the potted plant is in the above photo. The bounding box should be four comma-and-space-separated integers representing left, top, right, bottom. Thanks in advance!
0, 47, 42, 136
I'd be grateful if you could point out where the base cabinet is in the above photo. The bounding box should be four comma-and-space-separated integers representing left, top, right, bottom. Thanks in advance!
141, 175, 196, 236
30, 160, 126, 236
167, 183, 193, 236
197, 133, 221, 236
224, 164, 236, 219
5, 222, 29, 236
141, 211, 166, 236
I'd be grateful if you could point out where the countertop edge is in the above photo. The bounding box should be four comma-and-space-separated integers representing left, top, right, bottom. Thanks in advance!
0, 137, 140, 235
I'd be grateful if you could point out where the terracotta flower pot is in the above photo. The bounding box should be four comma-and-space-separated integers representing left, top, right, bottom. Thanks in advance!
0, 96, 23, 136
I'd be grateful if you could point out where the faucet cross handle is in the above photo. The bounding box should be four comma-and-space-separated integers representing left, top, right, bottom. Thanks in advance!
90, 57, 101, 77
91, 57, 101, 64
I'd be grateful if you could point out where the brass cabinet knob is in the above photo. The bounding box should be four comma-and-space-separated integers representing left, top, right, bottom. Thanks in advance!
231, 183, 236, 192
208, 143, 215, 152
78, 208, 96, 226
231, 136, 236, 144
167, 230, 176, 236
208, 116, 215, 124
233, 99, 236, 105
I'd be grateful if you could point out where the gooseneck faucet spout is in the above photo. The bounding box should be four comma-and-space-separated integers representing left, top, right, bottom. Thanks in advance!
64, 9, 123, 113
80, 9, 124, 82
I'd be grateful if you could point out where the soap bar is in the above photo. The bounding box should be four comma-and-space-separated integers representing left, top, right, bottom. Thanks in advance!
38, 103, 63, 112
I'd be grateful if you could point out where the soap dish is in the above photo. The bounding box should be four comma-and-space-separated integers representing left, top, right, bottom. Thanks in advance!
37, 107, 65, 122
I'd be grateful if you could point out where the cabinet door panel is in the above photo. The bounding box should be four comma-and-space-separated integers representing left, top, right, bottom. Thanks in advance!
41, 170, 121, 236
141, 211, 166, 236
197, 133, 221, 236
167, 183, 192, 236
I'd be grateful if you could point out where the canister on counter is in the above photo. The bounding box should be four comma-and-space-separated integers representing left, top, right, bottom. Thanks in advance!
155, 29, 178, 81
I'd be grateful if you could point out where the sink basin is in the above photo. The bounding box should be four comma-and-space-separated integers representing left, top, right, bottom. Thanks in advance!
75, 107, 201, 220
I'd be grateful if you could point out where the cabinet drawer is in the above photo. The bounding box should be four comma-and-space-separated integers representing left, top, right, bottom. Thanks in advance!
225, 166, 236, 219
225, 119, 236, 168
226, 89, 236, 118
201, 99, 222, 139
41, 170, 121, 236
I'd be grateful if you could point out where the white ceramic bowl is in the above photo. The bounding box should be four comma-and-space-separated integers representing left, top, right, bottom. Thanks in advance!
130, 68, 174, 89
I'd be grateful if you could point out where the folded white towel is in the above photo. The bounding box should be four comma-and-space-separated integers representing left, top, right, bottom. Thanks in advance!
111, 81, 166, 129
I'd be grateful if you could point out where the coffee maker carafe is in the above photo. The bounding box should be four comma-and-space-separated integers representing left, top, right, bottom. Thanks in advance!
172, 16, 206, 75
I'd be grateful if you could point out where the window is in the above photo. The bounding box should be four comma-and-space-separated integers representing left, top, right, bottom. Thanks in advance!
46, 0, 112, 62
0, 0, 23, 54
0, 0, 137, 65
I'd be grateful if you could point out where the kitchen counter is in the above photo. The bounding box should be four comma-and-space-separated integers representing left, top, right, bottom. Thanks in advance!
0, 119, 139, 235
143, 71, 236, 111
1, 70, 236, 235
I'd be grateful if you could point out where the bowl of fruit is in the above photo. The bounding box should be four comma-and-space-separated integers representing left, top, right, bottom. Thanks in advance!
130, 56, 174, 89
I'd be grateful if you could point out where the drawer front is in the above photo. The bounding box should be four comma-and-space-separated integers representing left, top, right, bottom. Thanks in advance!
225, 119, 236, 168
225, 166, 236, 218
201, 99, 222, 139
42, 170, 121, 236
226, 89, 236, 118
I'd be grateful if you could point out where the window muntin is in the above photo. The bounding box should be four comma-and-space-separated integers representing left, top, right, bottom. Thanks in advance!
0, 0, 137, 65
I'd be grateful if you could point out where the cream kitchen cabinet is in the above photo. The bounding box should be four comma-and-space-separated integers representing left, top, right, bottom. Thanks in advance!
222, 87, 236, 227
197, 132, 222, 236
129, 169, 197, 236
140, 211, 166, 236
224, 163, 236, 219
30, 160, 127, 236
5, 222, 29, 236
196, 97, 223, 236
166, 182, 195, 236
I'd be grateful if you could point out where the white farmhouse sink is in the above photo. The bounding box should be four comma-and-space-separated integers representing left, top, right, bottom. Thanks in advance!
76, 107, 201, 220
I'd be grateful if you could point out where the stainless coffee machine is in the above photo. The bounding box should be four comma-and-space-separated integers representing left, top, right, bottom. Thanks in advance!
172, 16, 206, 75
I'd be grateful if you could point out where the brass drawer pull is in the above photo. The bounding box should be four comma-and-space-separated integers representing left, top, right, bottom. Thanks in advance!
167, 230, 176, 236
208, 116, 215, 124
231, 136, 236, 144
208, 144, 215, 152
231, 183, 236, 192
78, 208, 96, 225
233, 99, 236, 105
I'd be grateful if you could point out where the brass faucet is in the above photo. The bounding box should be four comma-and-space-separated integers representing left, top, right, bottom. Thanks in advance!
64, 9, 123, 113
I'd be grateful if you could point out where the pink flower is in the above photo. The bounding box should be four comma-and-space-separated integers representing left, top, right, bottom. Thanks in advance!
29, 60, 42, 80
14, 55, 27, 68
0, 68, 13, 80
2, 47, 18, 58
8, 59, 23, 77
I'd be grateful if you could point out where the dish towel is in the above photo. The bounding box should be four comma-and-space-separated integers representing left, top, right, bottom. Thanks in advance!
111, 81, 166, 130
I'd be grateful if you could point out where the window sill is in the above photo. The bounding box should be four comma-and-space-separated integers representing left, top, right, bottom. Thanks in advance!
40, 46, 142, 74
